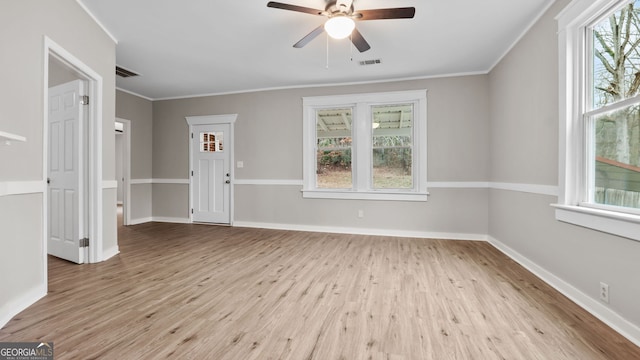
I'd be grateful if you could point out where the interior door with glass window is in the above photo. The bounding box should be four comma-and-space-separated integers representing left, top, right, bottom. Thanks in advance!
191, 124, 231, 223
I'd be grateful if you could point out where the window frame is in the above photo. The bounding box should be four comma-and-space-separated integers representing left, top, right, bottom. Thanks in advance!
302, 90, 428, 201
556, 0, 640, 241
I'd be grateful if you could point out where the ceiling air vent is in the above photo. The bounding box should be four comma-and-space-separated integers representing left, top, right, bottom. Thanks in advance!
115, 66, 140, 78
359, 59, 382, 66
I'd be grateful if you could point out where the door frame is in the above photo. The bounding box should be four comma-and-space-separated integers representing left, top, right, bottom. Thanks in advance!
44, 37, 103, 265
185, 114, 237, 225
116, 118, 132, 226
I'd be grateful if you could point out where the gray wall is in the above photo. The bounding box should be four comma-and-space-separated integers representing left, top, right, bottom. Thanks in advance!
151, 75, 490, 235
489, 0, 640, 330
116, 90, 154, 221
0, 0, 116, 325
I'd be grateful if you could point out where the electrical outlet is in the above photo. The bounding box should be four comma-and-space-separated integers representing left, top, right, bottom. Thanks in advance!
600, 282, 609, 303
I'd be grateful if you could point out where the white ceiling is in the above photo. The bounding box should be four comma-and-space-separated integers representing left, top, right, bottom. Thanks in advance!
78, 0, 555, 100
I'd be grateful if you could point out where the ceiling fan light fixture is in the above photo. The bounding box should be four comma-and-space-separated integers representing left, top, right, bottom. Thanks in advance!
324, 15, 355, 39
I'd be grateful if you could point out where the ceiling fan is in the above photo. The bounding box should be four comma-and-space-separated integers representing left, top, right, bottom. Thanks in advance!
267, 0, 415, 52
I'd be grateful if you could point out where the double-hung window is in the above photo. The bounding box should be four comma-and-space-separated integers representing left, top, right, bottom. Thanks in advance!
557, 0, 640, 240
302, 90, 427, 201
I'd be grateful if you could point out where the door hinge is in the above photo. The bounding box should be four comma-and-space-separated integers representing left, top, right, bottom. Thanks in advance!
191, 133, 194, 139
191, 170, 193, 176
79, 238, 89, 248
79, 95, 89, 105
191, 208, 194, 214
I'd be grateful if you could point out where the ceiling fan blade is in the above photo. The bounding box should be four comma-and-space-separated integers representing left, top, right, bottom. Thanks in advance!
350, 28, 370, 52
293, 25, 325, 48
356, 7, 416, 20
267, 2, 323, 16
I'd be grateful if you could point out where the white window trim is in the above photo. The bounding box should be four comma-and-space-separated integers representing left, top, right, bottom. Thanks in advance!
556, 0, 640, 241
302, 90, 428, 201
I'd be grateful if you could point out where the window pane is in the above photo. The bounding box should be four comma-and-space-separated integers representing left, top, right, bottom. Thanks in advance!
592, 1, 640, 109
372, 104, 413, 189
199, 132, 223, 152
593, 104, 640, 209
316, 108, 352, 189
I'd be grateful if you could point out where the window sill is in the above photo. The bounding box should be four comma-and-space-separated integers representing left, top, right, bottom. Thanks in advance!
302, 189, 429, 202
552, 204, 640, 242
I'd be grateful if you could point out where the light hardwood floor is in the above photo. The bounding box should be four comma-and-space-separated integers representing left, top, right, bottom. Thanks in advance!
1, 215, 639, 359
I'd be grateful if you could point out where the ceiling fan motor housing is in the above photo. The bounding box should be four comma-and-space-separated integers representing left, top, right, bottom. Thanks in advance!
325, 0, 355, 17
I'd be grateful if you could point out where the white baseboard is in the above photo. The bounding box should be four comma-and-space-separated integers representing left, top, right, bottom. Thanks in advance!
0, 284, 46, 329
129, 217, 153, 225
233, 221, 488, 241
129, 217, 190, 225
488, 236, 640, 348
152, 217, 190, 224
102, 246, 119, 261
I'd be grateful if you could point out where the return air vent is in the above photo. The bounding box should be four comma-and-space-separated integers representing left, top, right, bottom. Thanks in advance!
359, 59, 382, 66
115, 66, 140, 78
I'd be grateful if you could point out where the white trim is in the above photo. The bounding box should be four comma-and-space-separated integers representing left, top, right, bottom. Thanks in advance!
234, 221, 488, 241
185, 114, 238, 126
129, 217, 153, 225
153, 71, 487, 101
553, 204, 640, 242
45, 36, 104, 265
0, 284, 46, 329
302, 190, 429, 202
491, 182, 559, 196
152, 178, 189, 185
130, 179, 153, 185
488, 235, 640, 348
555, 0, 640, 241
102, 246, 120, 261
186, 114, 237, 225
102, 180, 117, 189
73, 0, 118, 44
429, 181, 490, 188
128, 217, 190, 225
303, 90, 428, 201
153, 217, 191, 224
0, 181, 45, 197
0, 130, 26, 145
234, 179, 304, 186
116, 87, 153, 102
130, 178, 189, 185
232, 179, 560, 196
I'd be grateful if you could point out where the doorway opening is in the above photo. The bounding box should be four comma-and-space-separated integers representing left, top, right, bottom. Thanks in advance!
44, 37, 104, 267
115, 118, 131, 226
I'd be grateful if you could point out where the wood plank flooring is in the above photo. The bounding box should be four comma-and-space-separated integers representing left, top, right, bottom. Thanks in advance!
1, 216, 639, 359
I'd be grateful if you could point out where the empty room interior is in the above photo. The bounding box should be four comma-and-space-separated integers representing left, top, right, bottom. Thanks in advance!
2, 0, 640, 358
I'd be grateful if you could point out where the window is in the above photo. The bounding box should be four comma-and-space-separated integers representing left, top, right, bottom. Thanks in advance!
303, 90, 427, 201
556, 0, 640, 241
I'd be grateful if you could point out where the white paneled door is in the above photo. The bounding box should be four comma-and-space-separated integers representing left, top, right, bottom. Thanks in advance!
48, 80, 87, 264
191, 124, 231, 223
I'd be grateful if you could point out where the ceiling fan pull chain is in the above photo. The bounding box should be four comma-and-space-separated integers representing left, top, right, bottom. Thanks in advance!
326, 32, 330, 70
